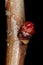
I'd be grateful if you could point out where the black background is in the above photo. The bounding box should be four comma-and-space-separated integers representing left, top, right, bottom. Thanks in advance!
0, 0, 43, 65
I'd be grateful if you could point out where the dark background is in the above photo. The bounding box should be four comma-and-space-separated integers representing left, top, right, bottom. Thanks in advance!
0, 0, 43, 65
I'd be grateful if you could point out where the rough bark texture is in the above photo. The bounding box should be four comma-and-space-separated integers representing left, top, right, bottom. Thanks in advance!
5, 0, 27, 65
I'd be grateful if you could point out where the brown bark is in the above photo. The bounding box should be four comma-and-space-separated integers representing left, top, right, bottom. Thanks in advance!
5, 0, 27, 65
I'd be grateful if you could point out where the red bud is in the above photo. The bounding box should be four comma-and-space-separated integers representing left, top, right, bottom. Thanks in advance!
21, 21, 35, 35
